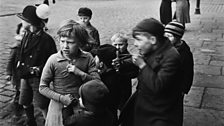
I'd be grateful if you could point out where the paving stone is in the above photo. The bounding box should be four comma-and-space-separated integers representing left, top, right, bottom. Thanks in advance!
184, 106, 224, 126
193, 53, 211, 65
194, 64, 221, 75
202, 88, 224, 111
210, 60, 224, 66
198, 33, 222, 40
222, 67, 224, 75
193, 73, 224, 88
0, 90, 15, 97
0, 95, 11, 103
184, 86, 204, 108
211, 55, 224, 61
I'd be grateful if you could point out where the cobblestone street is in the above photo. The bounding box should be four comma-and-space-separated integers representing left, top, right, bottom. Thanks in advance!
0, 0, 224, 126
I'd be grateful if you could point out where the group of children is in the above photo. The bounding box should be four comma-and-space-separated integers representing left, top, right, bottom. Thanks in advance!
6, 2, 193, 126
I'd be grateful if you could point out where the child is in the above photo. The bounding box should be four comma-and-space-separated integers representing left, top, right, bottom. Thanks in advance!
77, 7, 100, 53
63, 79, 113, 126
39, 19, 100, 126
111, 33, 138, 109
16, 4, 57, 126
130, 18, 183, 126
94, 44, 125, 126
5, 23, 25, 122
164, 20, 194, 94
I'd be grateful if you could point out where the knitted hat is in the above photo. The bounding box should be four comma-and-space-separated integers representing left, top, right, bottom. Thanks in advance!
133, 18, 165, 37
165, 21, 185, 38
78, 7, 92, 18
17, 4, 49, 27
96, 44, 117, 68
79, 80, 109, 106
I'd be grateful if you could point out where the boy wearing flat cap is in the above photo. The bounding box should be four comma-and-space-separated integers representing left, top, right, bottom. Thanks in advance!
77, 7, 100, 54
63, 79, 113, 126
130, 18, 183, 126
164, 21, 194, 95
16, 4, 57, 126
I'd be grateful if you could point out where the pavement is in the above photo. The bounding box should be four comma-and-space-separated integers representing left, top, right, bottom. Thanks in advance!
0, 0, 224, 126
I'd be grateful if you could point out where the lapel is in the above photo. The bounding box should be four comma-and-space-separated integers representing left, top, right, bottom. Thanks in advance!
23, 31, 42, 53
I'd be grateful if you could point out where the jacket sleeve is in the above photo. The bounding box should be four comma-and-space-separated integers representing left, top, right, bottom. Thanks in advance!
139, 54, 181, 94
6, 48, 17, 75
81, 55, 100, 82
39, 55, 61, 102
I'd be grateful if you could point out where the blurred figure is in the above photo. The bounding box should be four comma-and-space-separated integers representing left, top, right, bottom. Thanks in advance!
175, 0, 190, 26
5, 23, 25, 123
160, 0, 172, 25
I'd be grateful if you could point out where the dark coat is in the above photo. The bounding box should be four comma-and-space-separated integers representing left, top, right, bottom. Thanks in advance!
118, 50, 139, 109
6, 42, 21, 87
100, 69, 122, 125
134, 40, 183, 126
63, 107, 113, 126
160, 0, 172, 25
176, 40, 194, 94
17, 30, 57, 79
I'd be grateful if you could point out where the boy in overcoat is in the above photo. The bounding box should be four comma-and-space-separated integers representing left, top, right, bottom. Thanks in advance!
131, 18, 183, 126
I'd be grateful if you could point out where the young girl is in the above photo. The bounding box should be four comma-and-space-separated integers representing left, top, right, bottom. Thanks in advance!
39, 19, 100, 126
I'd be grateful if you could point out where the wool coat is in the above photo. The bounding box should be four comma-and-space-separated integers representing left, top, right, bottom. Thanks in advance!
134, 40, 183, 126
176, 40, 194, 94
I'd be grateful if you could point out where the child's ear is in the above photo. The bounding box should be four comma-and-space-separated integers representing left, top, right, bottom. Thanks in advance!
150, 36, 157, 45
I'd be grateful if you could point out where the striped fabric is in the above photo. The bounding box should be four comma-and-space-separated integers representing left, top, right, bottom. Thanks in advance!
165, 21, 185, 38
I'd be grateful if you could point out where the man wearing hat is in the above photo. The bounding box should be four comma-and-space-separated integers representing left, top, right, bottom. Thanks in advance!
164, 21, 194, 95
131, 18, 183, 126
16, 4, 57, 126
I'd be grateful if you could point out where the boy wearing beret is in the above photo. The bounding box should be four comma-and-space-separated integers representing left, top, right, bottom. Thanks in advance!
77, 7, 100, 53
131, 18, 183, 126
63, 79, 113, 126
164, 21, 194, 94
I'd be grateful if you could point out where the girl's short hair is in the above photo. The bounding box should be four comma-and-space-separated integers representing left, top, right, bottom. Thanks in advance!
57, 19, 90, 47
111, 32, 128, 44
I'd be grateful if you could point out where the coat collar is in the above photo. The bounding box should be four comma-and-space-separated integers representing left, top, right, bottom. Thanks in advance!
144, 39, 172, 69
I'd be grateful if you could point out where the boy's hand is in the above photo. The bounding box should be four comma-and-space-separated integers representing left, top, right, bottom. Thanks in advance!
112, 58, 121, 71
132, 54, 146, 69
60, 94, 74, 106
67, 64, 84, 76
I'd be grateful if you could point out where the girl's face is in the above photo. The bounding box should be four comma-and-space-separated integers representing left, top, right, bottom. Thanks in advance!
59, 36, 81, 59
78, 16, 91, 26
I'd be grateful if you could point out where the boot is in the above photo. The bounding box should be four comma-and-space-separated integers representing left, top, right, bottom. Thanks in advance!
24, 105, 37, 126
